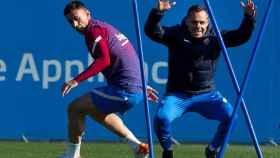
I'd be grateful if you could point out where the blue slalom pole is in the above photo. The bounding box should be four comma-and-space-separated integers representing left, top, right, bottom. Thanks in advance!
202, 0, 267, 158
217, 0, 274, 157
132, 0, 155, 158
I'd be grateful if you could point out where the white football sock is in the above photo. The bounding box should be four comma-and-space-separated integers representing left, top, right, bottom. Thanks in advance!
123, 130, 141, 151
65, 142, 81, 157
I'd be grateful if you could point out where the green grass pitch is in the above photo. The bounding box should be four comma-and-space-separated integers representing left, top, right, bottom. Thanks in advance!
0, 141, 279, 158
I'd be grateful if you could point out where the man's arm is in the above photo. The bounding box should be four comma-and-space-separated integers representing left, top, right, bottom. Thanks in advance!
144, 1, 176, 45
74, 26, 110, 83
221, 0, 257, 47
221, 15, 256, 47
61, 26, 110, 96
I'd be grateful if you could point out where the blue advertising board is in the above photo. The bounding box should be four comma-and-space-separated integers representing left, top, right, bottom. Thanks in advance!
0, 0, 279, 144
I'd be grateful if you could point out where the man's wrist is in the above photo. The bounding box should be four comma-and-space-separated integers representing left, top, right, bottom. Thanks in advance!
70, 79, 79, 86
244, 11, 256, 18
152, 7, 165, 14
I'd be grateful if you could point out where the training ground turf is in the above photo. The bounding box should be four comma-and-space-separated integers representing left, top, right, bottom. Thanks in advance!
0, 141, 279, 158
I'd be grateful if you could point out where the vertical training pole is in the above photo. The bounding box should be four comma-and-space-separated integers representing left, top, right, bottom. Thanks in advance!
217, 0, 274, 157
132, 0, 155, 158
202, 0, 264, 158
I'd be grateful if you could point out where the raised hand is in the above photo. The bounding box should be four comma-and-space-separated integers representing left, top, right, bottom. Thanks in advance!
158, 0, 176, 11
241, 0, 256, 17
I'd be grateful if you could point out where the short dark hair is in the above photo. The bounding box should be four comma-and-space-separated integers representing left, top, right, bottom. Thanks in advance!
64, 1, 86, 16
187, 5, 208, 17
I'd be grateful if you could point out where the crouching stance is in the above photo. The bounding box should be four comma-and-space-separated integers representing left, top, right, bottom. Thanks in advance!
145, 0, 256, 158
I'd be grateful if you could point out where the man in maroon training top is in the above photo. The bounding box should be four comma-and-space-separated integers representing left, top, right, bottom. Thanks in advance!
60, 1, 158, 158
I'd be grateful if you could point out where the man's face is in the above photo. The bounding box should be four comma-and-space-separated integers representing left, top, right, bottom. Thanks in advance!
186, 10, 209, 38
66, 8, 91, 32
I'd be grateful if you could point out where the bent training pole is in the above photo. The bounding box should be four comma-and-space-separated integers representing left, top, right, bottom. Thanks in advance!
132, 0, 155, 158
202, 0, 272, 158
216, 0, 274, 157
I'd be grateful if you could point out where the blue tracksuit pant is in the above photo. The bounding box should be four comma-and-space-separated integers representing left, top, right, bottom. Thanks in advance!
154, 90, 237, 150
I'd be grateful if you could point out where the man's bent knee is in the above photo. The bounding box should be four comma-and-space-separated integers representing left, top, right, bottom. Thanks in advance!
154, 113, 172, 131
68, 93, 93, 115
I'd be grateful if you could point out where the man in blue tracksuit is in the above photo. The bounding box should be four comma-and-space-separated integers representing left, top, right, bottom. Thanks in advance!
145, 0, 256, 158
